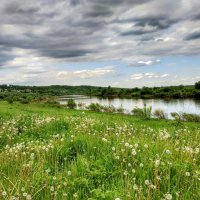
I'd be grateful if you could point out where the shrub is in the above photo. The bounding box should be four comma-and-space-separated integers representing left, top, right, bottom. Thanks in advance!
67, 99, 77, 109
5, 97, 14, 104
87, 103, 102, 112
77, 102, 86, 109
116, 107, 125, 114
101, 105, 116, 113
20, 98, 30, 104
132, 104, 152, 119
182, 113, 200, 122
132, 107, 144, 116
143, 104, 152, 119
153, 109, 166, 119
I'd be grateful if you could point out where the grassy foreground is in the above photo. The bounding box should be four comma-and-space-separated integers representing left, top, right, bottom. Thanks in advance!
0, 102, 200, 200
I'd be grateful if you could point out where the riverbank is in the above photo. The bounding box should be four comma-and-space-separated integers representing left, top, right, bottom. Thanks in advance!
0, 102, 200, 199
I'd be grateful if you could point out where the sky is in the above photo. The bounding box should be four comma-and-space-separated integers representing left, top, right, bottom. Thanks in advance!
0, 0, 200, 88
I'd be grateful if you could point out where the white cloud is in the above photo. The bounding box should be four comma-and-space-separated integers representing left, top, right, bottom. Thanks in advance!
131, 72, 170, 80
57, 66, 115, 79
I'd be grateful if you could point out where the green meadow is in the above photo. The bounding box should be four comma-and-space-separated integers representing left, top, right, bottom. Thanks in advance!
0, 101, 199, 200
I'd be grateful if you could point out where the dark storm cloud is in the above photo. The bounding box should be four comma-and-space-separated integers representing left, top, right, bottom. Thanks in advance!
0, 0, 199, 68
134, 16, 176, 30
185, 32, 200, 40
5, 2, 39, 15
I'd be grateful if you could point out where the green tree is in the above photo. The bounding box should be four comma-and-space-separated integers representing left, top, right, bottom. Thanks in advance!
195, 81, 200, 90
67, 99, 76, 109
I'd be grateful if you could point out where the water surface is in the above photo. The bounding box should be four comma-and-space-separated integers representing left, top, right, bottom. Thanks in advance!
59, 96, 200, 118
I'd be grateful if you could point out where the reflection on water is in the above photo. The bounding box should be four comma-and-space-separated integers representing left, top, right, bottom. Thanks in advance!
59, 96, 200, 118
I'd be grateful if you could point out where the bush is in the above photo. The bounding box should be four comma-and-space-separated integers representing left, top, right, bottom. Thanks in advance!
87, 103, 102, 112
101, 105, 116, 113
67, 99, 77, 109
116, 107, 125, 114
132, 104, 152, 119
182, 113, 200, 122
77, 102, 86, 109
143, 104, 152, 119
153, 109, 166, 119
5, 97, 14, 104
20, 98, 30, 104
132, 107, 144, 116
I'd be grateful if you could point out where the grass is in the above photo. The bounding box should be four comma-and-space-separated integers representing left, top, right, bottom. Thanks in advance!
0, 101, 200, 200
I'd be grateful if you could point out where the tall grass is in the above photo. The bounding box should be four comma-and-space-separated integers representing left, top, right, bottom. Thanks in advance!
0, 102, 199, 200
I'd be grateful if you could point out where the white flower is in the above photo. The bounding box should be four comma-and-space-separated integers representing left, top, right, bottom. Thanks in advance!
164, 193, 172, 200
68, 171, 72, 176
26, 194, 32, 200
144, 144, 148, 148
123, 171, 128, 176
50, 186, 54, 192
132, 149, 137, 156
166, 150, 171, 154
185, 172, 190, 176
133, 184, 138, 190
2, 191, 7, 196
145, 180, 150, 185
45, 168, 51, 173
139, 163, 144, 168
125, 143, 129, 147
23, 193, 28, 197
155, 159, 160, 167
112, 147, 115, 151
115, 198, 120, 200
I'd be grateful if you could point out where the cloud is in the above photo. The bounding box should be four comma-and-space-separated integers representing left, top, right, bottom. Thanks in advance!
125, 58, 161, 67
184, 31, 200, 40
131, 72, 169, 80
57, 66, 115, 79
0, 0, 199, 86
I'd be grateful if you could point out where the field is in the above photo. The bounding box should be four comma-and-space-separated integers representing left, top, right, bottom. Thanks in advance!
0, 102, 200, 200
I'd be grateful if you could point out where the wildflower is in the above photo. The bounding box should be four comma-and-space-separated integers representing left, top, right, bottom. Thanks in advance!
26, 195, 32, 200
156, 176, 161, 180
112, 147, 115, 151
139, 163, 144, 168
45, 168, 51, 173
132, 169, 136, 173
145, 180, 150, 185
50, 186, 54, 192
155, 159, 160, 167
132, 149, 137, 155
2, 191, 7, 196
125, 143, 129, 147
73, 193, 78, 198
115, 198, 120, 200
123, 171, 128, 176
185, 172, 190, 176
21, 187, 25, 192
166, 150, 171, 154
133, 184, 138, 190
164, 193, 172, 200
135, 143, 138, 148
144, 144, 148, 148
23, 193, 28, 197
68, 171, 72, 176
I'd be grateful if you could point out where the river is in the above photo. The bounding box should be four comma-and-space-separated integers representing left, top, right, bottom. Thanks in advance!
58, 95, 200, 118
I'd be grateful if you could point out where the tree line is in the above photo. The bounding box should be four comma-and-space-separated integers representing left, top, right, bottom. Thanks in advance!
0, 81, 200, 104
